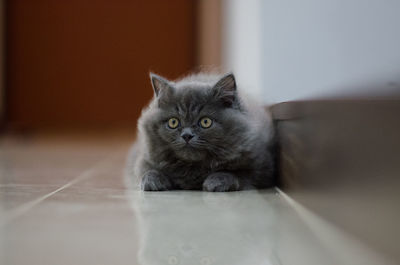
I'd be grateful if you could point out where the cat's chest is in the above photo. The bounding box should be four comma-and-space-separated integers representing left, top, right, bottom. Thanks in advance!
165, 164, 210, 179
159, 162, 211, 188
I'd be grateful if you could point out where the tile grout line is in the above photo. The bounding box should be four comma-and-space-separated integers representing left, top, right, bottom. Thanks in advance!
0, 153, 117, 227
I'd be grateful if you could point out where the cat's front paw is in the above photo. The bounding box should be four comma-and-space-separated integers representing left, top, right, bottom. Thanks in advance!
202, 172, 240, 192
141, 170, 173, 191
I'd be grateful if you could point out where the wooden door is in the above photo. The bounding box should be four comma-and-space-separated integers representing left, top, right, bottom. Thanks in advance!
6, 0, 196, 128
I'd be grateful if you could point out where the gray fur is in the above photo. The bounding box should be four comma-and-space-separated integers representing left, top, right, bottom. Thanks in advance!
129, 72, 275, 191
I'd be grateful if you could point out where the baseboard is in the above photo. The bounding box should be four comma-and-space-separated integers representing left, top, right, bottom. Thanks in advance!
271, 98, 400, 263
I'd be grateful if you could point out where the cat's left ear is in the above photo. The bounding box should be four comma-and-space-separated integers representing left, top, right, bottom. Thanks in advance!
213, 73, 237, 107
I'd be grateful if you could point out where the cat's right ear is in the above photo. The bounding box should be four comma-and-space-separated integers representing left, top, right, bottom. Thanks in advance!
150, 73, 172, 97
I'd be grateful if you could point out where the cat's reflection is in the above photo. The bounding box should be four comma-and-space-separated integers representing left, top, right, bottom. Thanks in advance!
129, 190, 279, 265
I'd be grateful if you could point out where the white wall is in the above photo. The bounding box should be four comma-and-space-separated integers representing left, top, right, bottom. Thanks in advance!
223, 0, 400, 103
222, 0, 263, 98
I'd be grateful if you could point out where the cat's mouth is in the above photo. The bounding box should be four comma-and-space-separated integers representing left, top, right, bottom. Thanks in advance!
179, 140, 197, 148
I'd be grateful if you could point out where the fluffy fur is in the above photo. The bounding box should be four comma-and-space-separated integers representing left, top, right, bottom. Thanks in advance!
128, 72, 275, 191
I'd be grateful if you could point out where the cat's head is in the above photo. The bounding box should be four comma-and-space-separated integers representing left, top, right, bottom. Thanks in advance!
143, 72, 247, 162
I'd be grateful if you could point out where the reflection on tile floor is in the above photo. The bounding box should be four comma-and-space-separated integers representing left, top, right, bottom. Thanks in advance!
0, 132, 395, 265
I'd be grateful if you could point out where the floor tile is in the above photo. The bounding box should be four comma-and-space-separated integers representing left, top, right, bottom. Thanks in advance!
0, 132, 396, 265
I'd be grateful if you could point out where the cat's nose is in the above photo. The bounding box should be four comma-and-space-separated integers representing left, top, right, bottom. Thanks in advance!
181, 133, 194, 143
181, 130, 194, 143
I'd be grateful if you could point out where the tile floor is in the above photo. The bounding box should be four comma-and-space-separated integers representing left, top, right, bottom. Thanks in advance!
0, 131, 395, 265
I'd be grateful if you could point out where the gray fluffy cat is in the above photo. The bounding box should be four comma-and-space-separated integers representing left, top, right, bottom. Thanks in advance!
129, 72, 275, 191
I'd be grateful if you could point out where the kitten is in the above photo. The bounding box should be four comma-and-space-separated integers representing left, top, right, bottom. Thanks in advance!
128, 72, 275, 191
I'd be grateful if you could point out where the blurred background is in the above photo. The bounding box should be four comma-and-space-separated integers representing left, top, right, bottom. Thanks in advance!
1, 0, 400, 130
1, 2, 400, 264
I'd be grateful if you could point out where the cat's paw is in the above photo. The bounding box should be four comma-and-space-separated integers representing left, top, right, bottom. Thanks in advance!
202, 172, 240, 192
141, 170, 173, 191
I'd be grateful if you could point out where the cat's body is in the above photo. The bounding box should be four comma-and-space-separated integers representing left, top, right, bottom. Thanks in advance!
128, 72, 275, 191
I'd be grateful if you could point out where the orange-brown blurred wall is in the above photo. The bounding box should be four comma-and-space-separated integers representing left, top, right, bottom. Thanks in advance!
6, 0, 197, 129
0, 0, 4, 124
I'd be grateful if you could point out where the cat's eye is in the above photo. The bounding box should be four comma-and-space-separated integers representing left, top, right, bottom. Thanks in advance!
168, 118, 180, 129
199, 117, 213, 128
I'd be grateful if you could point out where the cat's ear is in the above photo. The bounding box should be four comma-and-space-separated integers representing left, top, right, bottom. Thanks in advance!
212, 73, 237, 107
149, 73, 173, 97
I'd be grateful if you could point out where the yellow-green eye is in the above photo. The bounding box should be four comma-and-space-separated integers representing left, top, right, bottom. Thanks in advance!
199, 117, 213, 128
168, 118, 180, 129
